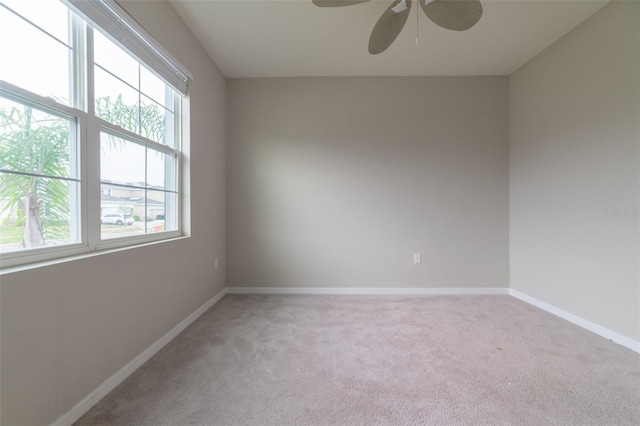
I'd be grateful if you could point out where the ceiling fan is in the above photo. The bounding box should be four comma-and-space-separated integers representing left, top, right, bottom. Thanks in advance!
312, 0, 483, 54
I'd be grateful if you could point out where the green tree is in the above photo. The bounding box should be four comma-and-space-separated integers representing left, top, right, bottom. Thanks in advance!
0, 95, 166, 249
96, 95, 166, 144
0, 105, 71, 248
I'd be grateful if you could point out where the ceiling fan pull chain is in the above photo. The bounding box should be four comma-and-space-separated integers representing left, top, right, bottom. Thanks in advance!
416, 0, 419, 45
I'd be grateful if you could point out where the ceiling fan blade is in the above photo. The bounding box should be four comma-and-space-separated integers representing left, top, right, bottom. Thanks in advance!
312, 0, 371, 7
368, 0, 412, 55
419, 0, 482, 31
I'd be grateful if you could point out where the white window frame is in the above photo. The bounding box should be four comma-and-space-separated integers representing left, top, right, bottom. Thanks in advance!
0, 2, 190, 269
0, 80, 89, 263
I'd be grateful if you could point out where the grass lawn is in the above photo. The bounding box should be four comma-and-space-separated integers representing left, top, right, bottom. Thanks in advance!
0, 224, 21, 244
1, 223, 146, 251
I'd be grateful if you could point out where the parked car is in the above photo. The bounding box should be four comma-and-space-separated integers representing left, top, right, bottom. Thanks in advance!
101, 213, 134, 226
146, 220, 165, 233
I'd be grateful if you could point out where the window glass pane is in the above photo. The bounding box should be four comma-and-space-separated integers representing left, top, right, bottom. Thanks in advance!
0, 97, 74, 178
100, 133, 178, 241
140, 95, 173, 146
100, 133, 145, 186
146, 149, 175, 190
0, 7, 70, 104
1, 0, 69, 45
94, 30, 139, 88
140, 66, 172, 112
0, 173, 79, 253
93, 32, 176, 147
95, 67, 140, 134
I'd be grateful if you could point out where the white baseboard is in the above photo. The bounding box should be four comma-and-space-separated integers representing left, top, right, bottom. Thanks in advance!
230, 286, 639, 353
226, 286, 509, 296
509, 289, 640, 354
50, 287, 228, 426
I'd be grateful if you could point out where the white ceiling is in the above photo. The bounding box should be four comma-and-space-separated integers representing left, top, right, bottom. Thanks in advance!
168, 0, 609, 78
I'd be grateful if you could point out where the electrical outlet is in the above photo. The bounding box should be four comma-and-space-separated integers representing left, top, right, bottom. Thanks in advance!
414, 253, 422, 264
214, 258, 219, 269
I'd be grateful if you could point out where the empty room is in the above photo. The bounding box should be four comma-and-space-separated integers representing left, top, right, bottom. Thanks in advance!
0, 0, 638, 424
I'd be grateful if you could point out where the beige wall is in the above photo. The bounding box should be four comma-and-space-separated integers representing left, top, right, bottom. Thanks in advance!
0, 1, 226, 424
509, 1, 640, 340
227, 77, 509, 288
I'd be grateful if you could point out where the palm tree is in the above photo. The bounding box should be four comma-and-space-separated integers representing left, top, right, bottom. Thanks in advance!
0, 105, 71, 248
96, 95, 166, 145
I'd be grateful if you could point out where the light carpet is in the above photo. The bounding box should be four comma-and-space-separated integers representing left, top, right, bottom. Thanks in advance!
76, 294, 640, 425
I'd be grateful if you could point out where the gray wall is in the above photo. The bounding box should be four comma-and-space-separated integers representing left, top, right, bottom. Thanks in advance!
509, 1, 640, 341
227, 77, 509, 288
0, 1, 227, 424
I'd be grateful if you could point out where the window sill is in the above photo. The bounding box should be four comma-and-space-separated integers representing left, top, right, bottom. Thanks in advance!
0, 233, 190, 275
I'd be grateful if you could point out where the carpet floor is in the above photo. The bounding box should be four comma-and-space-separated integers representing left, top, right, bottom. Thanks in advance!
76, 294, 640, 425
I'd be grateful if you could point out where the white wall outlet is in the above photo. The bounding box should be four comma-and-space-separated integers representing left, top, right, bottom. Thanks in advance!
214, 258, 219, 269
414, 253, 422, 264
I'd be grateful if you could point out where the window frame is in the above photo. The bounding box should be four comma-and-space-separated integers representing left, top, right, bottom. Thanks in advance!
0, 2, 188, 269
95, 107, 182, 249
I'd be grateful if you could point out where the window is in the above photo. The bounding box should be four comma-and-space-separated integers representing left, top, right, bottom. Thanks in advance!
0, 96, 80, 249
0, 0, 191, 267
